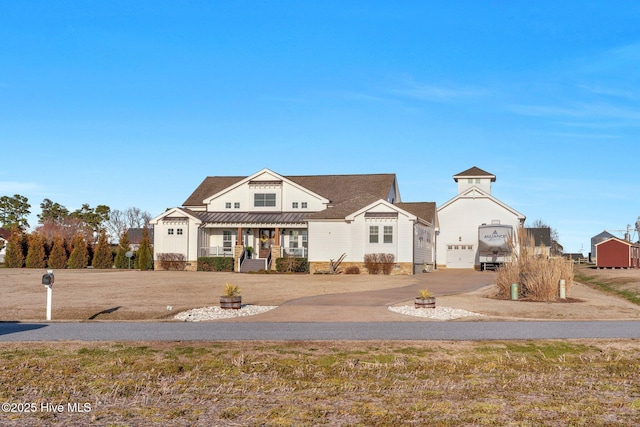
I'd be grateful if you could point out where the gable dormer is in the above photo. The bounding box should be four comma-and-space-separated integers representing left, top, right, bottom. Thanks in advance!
453, 166, 496, 195
202, 168, 330, 213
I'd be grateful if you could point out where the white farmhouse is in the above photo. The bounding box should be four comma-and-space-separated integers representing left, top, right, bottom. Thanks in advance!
436, 166, 525, 269
151, 168, 437, 274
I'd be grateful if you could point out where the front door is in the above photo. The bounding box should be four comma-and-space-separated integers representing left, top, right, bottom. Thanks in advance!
258, 229, 275, 258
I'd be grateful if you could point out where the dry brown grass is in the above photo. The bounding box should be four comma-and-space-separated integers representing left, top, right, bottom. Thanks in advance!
0, 340, 638, 426
496, 228, 574, 301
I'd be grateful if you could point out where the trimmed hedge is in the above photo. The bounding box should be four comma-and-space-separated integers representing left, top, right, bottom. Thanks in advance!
275, 257, 309, 273
198, 257, 234, 272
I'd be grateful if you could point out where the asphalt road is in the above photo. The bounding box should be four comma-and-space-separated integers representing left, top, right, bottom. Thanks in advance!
2, 321, 640, 341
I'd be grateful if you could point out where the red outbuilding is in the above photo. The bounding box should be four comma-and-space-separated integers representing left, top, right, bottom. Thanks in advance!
595, 237, 640, 269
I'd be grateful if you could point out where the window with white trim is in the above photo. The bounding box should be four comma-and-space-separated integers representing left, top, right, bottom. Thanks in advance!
383, 226, 393, 244
292, 202, 298, 209
168, 228, 174, 235
225, 202, 231, 209
223, 230, 233, 252
177, 228, 183, 235
234, 202, 240, 209
301, 202, 308, 208
369, 226, 379, 243
254, 193, 276, 207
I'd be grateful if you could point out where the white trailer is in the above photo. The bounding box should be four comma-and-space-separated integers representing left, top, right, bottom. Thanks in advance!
478, 224, 513, 271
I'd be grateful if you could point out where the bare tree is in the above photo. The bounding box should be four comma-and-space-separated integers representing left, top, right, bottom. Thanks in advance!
106, 207, 153, 242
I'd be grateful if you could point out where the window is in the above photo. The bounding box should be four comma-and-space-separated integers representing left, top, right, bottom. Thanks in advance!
177, 228, 183, 235
289, 230, 299, 248
369, 226, 379, 243
254, 193, 276, 207
383, 226, 393, 244
225, 202, 231, 209
168, 228, 174, 235
234, 202, 240, 209
301, 202, 307, 208
292, 202, 298, 209
223, 230, 233, 252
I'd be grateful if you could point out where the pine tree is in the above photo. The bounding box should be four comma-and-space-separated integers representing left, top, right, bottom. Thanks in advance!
137, 228, 153, 271
48, 235, 68, 269
92, 229, 113, 269
4, 228, 25, 268
25, 232, 47, 268
114, 230, 131, 269
68, 234, 89, 269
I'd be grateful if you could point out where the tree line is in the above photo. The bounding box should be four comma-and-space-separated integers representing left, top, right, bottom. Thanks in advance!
0, 194, 154, 270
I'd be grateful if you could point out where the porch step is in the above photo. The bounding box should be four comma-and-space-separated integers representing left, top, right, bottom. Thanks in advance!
240, 258, 267, 273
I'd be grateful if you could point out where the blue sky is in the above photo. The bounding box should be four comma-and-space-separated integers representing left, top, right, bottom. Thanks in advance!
1, 1, 639, 254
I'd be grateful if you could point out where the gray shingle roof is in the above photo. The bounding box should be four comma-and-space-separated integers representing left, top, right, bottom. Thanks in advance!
395, 202, 437, 225
453, 166, 496, 182
183, 173, 397, 207
526, 227, 552, 247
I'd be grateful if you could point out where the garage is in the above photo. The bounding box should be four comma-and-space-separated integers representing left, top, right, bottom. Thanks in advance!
446, 244, 476, 268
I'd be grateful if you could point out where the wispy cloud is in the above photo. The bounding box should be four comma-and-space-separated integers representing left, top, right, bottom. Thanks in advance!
577, 84, 637, 100
386, 75, 489, 103
509, 102, 640, 122
391, 83, 489, 102
0, 181, 43, 194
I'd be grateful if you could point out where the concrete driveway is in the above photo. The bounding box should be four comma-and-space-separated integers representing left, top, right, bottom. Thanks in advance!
229, 269, 496, 322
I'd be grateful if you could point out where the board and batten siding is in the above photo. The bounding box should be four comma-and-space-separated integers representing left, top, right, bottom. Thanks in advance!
309, 204, 419, 265
307, 220, 353, 262
153, 218, 194, 262
204, 171, 327, 213
437, 197, 522, 268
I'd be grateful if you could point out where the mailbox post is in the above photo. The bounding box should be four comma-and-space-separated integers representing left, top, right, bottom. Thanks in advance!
42, 270, 54, 321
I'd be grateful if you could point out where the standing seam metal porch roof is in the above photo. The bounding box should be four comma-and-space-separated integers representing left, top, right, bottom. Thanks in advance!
195, 211, 309, 225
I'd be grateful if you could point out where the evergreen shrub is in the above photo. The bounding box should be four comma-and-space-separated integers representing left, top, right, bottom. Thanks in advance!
197, 257, 234, 272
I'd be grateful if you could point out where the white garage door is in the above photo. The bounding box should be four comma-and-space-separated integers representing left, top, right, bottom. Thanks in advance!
446, 244, 475, 269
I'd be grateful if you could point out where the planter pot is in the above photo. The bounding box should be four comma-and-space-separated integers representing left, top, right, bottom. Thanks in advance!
220, 296, 242, 310
414, 297, 436, 309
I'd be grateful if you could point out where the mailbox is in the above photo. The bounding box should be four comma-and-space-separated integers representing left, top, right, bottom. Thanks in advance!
42, 273, 54, 287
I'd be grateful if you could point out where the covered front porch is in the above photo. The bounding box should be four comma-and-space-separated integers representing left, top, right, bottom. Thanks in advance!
195, 211, 308, 272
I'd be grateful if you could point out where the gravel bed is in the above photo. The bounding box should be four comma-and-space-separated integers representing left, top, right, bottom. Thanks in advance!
175, 305, 277, 322
389, 305, 484, 320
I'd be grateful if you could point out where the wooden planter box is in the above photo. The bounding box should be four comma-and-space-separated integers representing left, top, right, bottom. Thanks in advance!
220, 296, 242, 310
414, 297, 436, 309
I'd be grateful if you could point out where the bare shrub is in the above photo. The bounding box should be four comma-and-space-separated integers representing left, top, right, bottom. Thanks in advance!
380, 253, 395, 274
344, 265, 360, 274
364, 253, 381, 274
157, 253, 187, 271
364, 253, 395, 274
496, 228, 573, 301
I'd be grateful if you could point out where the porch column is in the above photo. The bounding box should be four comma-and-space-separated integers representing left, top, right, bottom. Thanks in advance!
271, 227, 281, 271
234, 226, 244, 272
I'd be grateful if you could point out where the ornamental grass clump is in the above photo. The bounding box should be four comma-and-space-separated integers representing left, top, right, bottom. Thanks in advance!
223, 283, 240, 297
418, 288, 432, 299
496, 227, 573, 301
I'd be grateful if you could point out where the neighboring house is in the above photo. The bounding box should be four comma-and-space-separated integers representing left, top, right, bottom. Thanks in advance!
590, 230, 616, 263
595, 237, 640, 269
127, 228, 154, 250
525, 227, 552, 258
151, 168, 437, 274
436, 167, 526, 269
0, 227, 10, 264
